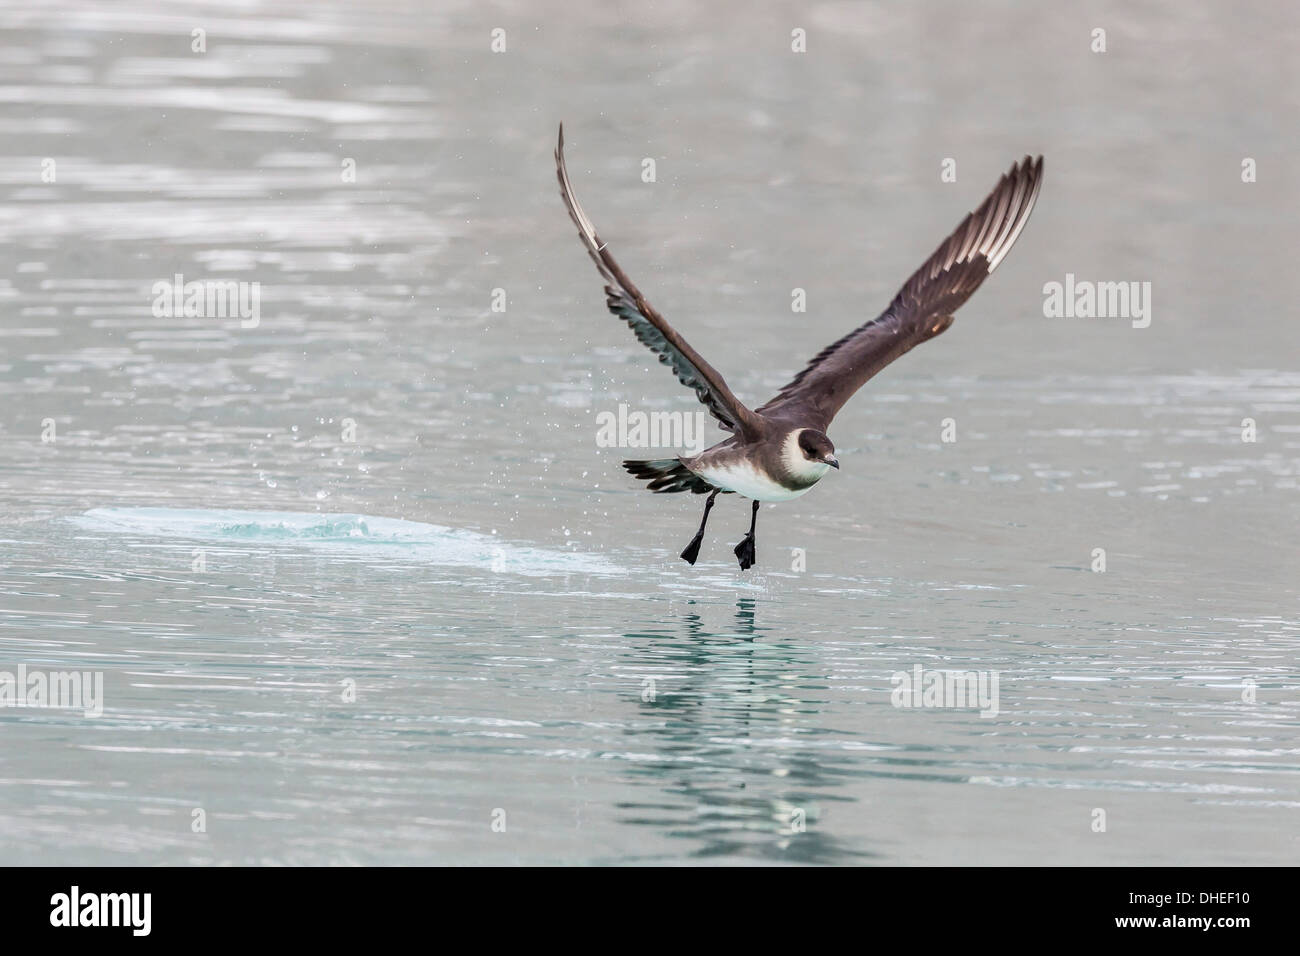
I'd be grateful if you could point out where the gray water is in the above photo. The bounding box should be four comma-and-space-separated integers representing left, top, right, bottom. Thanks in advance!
1, 0, 1297, 865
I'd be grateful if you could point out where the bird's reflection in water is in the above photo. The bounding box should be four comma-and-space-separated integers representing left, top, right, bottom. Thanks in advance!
617, 597, 876, 863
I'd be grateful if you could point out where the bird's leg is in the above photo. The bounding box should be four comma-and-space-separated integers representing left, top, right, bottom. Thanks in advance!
679, 489, 720, 565
733, 499, 759, 570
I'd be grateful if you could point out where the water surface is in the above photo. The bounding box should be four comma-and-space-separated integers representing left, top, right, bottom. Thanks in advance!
0, 0, 1297, 864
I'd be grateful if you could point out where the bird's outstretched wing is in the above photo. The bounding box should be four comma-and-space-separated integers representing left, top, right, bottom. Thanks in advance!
758, 156, 1044, 430
556, 124, 763, 438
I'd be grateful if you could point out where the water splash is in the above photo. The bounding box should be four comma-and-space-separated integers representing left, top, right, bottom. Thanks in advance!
69, 507, 617, 577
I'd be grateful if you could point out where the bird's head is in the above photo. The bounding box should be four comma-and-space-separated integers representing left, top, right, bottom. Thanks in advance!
797, 429, 839, 470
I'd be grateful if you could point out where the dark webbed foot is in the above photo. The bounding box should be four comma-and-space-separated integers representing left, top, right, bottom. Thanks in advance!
733, 534, 756, 570
680, 489, 719, 566
733, 499, 760, 570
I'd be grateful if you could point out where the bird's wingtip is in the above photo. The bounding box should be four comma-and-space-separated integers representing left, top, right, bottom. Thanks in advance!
1014, 154, 1043, 176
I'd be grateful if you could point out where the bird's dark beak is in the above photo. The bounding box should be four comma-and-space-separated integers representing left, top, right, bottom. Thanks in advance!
824, 455, 840, 470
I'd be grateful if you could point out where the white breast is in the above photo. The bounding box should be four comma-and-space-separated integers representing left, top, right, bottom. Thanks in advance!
692, 459, 822, 502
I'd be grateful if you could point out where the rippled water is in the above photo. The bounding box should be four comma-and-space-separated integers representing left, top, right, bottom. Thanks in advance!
1, 0, 1297, 864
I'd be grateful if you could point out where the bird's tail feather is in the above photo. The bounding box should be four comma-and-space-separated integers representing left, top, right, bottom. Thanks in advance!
623, 458, 718, 494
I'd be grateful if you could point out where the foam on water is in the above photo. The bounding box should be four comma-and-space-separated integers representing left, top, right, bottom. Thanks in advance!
69, 507, 617, 577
